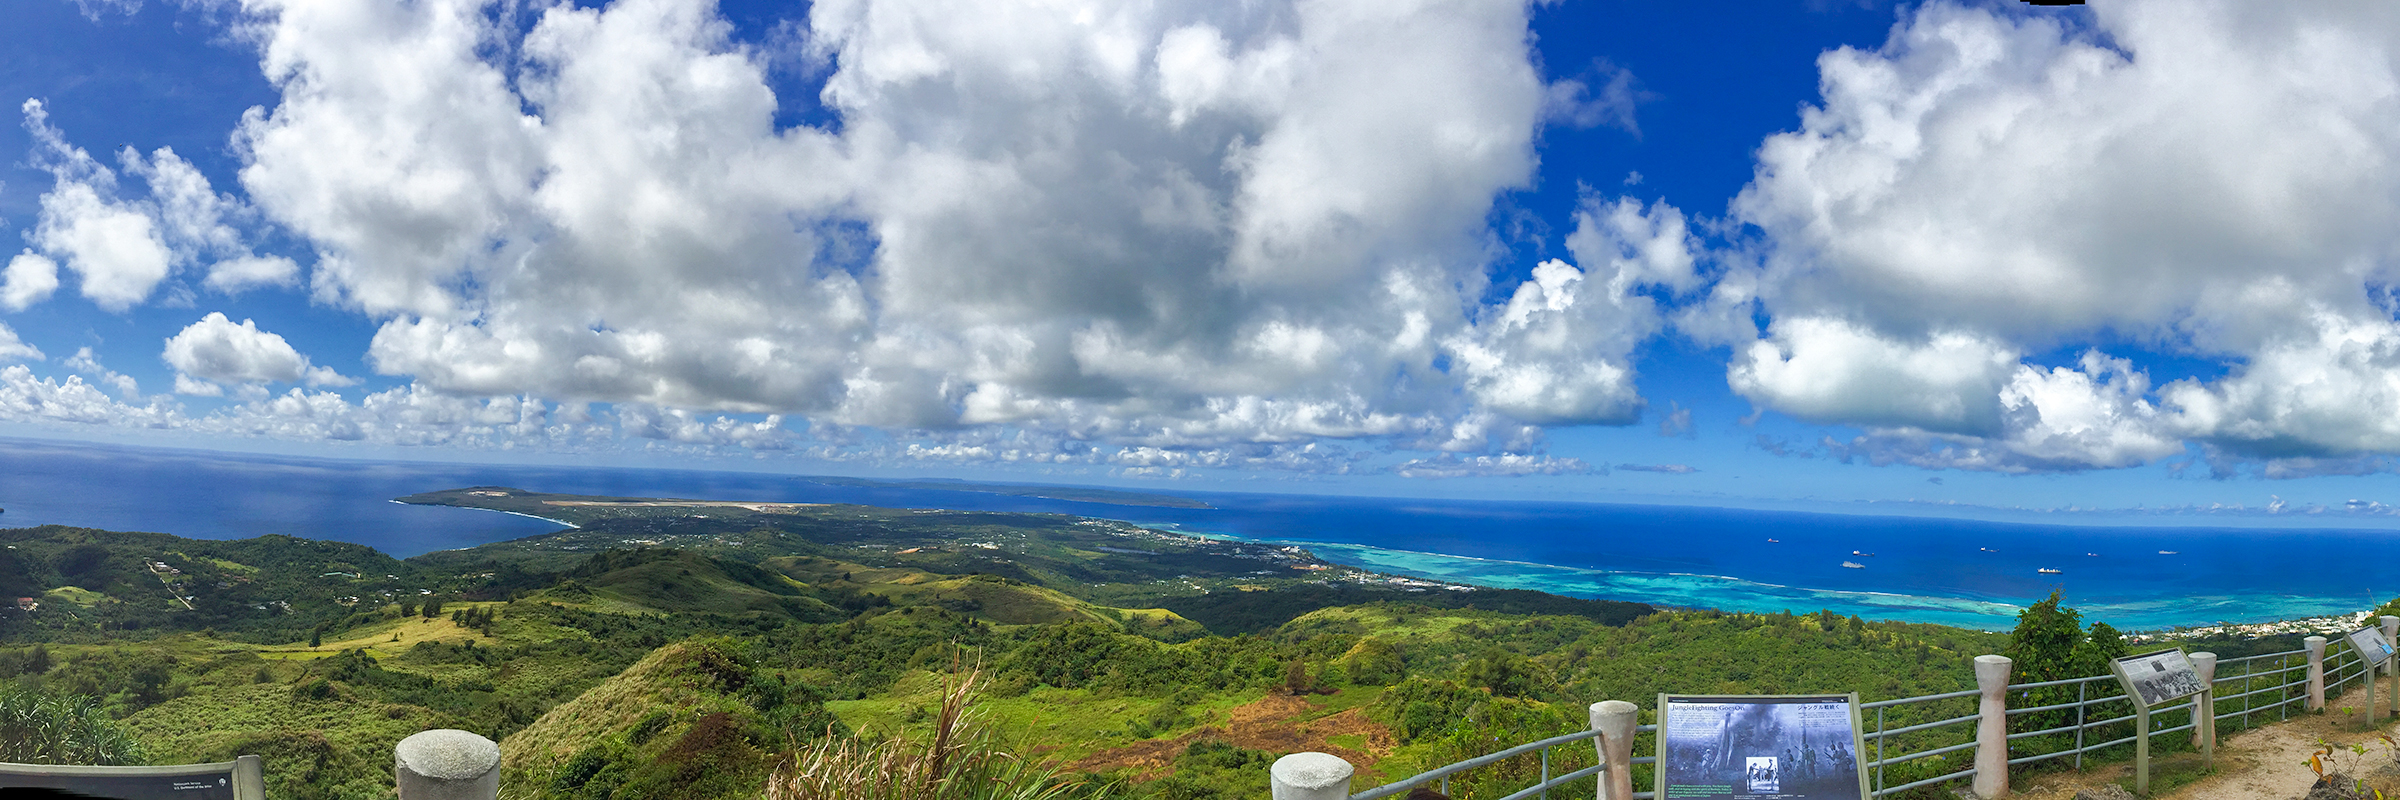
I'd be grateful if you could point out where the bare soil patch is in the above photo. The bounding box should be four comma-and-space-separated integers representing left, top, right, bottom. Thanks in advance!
1067, 692, 1397, 782
541, 499, 826, 512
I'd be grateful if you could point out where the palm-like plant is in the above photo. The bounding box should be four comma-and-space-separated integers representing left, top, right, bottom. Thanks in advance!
0, 686, 148, 765
768, 668, 1086, 800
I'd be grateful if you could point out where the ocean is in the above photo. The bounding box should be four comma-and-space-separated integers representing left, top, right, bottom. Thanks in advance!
0, 436, 2385, 631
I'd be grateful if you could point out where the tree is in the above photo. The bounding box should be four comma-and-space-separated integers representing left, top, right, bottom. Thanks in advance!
2071, 622, 2127, 677
2004, 590, 2085, 684
1462, 647, 1537, 698
2005, 590, 2122, 745
309, 626, 323, 648
1346, 638, 1405, 686
1282, 659, 1314, 695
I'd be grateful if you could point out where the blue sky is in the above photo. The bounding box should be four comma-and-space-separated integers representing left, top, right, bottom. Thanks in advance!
5, 0, 2400, 525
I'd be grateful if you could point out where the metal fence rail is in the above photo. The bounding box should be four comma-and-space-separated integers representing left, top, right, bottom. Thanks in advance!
1861, 688, 1979, 797
2210, 648, 2309, 730
1347, 728, 1598, 800
1349, 723, 1661, 800
1336, 631, 2385, 800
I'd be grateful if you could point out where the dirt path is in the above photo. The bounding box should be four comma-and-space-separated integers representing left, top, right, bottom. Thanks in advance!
2011, 683, 2400, 800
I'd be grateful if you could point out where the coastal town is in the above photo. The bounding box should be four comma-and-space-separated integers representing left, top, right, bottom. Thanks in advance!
2128, 609, 2384, 644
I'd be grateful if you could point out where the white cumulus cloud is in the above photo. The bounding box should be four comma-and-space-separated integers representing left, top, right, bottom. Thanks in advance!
163, 312, 354, 391
19, 100, 298, 309
1, 252, 61, 311
201, 0, 1664, 461
25, 99, 174, 311
1395, 453, 1593, 478
1726, 0, 2400, 471
63, 347, 139, 399
0, 324, 44, 363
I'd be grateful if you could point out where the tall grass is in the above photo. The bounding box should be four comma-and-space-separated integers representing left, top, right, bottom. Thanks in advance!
767, 668, 1088, 800
0, 686, 148, 765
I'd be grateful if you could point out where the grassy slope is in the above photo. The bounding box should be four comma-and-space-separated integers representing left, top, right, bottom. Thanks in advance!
500, 640, 742, 782
768, 555, 1200, 630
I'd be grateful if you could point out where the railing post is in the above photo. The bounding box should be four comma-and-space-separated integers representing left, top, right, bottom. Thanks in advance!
2382, 616, 2398, 718
395, 729, 499, 800
1591, 700, 1638, 800
236, 754, 264, 797
2189, 652, 2216, 767
2307, 636, 2328, 711
2134, 701, 2153, 796
2370, 647, 2381, 728
2383, 617, 2399, 673
2073, 679, 2085, 771
1271, 752, 1353, 800
1973, 654, 2011, 799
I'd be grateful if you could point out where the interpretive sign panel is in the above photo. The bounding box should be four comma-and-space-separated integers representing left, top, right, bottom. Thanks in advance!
2112, 648, 2205, 709
2348, 627, 2394, 668
0, 756, 263, 800
1656, 693, 1867, 800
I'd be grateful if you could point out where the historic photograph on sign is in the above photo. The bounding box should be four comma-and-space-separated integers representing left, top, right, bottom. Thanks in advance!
2113, 649, 2204, 709
2348, 627, 2393, 668
1658, 694, 1866, 800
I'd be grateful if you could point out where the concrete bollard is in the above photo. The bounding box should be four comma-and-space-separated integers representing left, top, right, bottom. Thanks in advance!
2307, 636, 2328, 711
1973, 655, 2012, 800
2189, 652, 2216, 765
1590, 700, 1639, 800
1270, 752, 1353, 800
396, 729, 500, 800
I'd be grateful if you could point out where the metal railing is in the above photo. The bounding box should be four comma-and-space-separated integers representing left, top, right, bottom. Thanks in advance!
1347, 724, 1660, 800
2213, 648, 2309, 729
1862, 687, 1981, 796
1334, 635, 2381, 800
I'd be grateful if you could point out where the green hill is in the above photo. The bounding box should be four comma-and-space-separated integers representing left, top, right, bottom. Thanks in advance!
501, 638, 842, 800
543, 549, 842, 621
0, 524, 428, 644
766, 555, 1203, 636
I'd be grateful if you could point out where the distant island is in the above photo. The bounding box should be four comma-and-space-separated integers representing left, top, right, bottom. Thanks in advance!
794, 475, 1215, 508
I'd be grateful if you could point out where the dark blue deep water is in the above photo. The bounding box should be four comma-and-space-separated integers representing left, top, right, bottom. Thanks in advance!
1, 437, 2389, 630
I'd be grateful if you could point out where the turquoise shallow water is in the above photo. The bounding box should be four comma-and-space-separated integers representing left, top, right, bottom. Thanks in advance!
1158, 529, 2369, 632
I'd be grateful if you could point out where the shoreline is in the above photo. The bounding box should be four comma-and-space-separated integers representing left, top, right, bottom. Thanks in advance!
389, 499, 580, 530
1138, 521, 2372, 634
